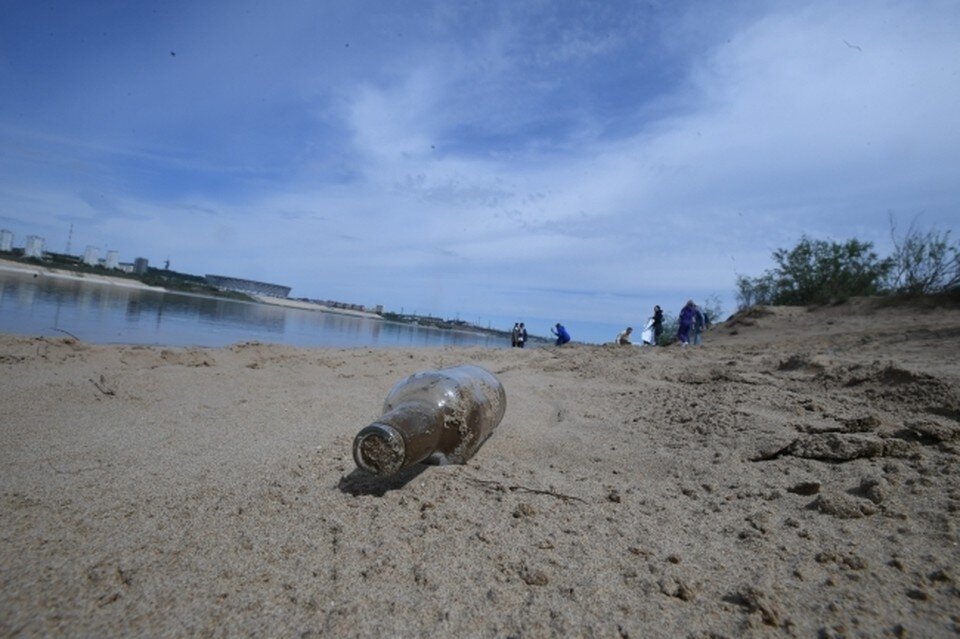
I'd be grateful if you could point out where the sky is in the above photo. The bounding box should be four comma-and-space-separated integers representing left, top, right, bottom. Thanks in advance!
1, 0, 958, 343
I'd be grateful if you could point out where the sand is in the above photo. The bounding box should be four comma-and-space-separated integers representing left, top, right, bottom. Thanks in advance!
1, 298, 958, 637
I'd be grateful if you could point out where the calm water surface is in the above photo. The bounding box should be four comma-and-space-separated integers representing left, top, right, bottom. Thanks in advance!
0, 271, 510, 349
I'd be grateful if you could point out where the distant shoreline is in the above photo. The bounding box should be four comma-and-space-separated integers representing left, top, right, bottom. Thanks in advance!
0, 257, 166, 291
0, 257, 383, 319
248, 294, 383, 320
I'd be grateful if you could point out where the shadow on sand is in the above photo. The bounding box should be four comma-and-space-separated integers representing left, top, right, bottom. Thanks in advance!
337, 464, 428, 496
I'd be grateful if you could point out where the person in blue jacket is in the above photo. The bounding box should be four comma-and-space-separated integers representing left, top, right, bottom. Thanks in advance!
551, 323, 571, 346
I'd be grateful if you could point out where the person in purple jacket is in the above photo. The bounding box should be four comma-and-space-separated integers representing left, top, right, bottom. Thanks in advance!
677, 300, 696, 346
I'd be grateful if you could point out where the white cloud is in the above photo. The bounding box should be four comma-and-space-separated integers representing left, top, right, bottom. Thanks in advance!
1, 1, 957, 342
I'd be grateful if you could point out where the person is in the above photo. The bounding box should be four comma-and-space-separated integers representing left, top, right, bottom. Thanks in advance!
692, 305, 707, 346
511, 323, 520, 347
652, 305, 664, 344
616, 327, 633, 345
517, 323, 527, 348
677, 300, 696, 346
551, 323, 571, 346
640, 318, 656, 345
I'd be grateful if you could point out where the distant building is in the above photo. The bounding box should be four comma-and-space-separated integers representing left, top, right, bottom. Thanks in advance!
25, 235, 45, 259
0, 229, 12, 253
134, 257, 149, 275
205, 274, 291, 298
105, 250, 119, 269
82, 245, 100, 267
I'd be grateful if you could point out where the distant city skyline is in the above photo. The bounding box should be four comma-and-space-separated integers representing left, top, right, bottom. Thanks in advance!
1, 224, 383, 312
1, 225, 150, 272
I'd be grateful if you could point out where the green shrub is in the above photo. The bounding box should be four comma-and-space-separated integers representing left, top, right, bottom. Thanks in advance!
737, 236, 892, 307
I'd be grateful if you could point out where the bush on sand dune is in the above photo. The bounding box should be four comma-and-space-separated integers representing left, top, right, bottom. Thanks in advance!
736, 219, 959, 310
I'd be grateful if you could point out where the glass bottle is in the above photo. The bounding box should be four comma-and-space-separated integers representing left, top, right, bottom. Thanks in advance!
352, 364, 507, 476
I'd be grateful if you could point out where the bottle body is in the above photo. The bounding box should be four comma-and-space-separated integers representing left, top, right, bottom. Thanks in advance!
352, 364, 507, 476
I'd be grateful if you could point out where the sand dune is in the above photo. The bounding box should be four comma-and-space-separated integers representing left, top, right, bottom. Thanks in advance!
1, 298, 958, 637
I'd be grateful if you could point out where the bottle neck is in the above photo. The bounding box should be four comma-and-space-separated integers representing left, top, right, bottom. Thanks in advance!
352, 401, 443, 475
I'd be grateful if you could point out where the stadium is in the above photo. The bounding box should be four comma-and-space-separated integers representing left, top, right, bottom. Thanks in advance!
204, 274, 291, 298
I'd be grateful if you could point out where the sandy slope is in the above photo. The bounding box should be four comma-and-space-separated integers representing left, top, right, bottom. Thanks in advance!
1, 299, 958, 637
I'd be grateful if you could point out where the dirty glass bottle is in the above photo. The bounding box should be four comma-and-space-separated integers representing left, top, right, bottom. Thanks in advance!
352, 364, 507, 476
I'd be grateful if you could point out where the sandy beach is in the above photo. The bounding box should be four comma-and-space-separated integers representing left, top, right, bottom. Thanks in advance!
1, 298, 958, 637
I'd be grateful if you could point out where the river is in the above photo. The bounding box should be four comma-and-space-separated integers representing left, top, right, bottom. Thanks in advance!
0, 270, 511, 349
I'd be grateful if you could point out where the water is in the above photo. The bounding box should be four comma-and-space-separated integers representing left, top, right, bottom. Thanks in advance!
0, 270, 511, 349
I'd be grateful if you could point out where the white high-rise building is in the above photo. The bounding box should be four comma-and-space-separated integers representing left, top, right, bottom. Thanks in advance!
0, 229, 12, 253
25, 235, 45, 259
105, 250, 119, 269
82, 245, 100, 266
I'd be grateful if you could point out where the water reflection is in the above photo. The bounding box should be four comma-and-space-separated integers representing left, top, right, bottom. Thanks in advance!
0, 271, 510, 349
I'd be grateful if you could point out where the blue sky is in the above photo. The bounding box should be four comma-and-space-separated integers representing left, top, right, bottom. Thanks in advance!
1, 1, 958, 343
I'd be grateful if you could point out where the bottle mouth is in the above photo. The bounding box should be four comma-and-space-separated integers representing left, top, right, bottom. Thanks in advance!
353, 423, 405, 475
